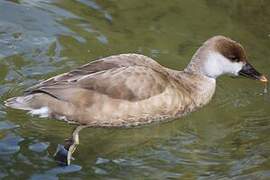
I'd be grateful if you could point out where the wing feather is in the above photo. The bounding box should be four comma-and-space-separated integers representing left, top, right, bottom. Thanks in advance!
26, 54, 170, 102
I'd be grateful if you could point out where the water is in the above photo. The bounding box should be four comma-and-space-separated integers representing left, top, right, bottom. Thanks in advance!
1, 0, 270, 179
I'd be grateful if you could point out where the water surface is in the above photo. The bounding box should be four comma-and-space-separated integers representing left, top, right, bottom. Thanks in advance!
1, 0, 270, 179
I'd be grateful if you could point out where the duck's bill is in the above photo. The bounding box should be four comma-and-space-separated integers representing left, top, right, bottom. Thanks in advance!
239, 62, 268, 82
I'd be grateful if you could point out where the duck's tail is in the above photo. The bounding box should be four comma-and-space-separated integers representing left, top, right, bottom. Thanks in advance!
5, 94, 52, 118
4, 95, 34, 111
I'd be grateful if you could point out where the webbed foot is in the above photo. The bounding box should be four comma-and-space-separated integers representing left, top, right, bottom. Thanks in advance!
53, 126, 86, 165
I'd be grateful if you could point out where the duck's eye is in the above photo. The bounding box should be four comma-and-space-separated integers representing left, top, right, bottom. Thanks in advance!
229, 56, 240, 62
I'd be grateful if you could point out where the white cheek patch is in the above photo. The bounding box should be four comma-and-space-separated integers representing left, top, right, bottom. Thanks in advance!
203, 52, 244, 78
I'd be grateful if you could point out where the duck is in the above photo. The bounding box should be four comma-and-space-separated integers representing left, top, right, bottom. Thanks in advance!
4, 35, 268, 165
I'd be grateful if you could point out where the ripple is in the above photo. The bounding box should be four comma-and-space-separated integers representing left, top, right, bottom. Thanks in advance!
214, 85, 252, 109
28, 142, 49, 153
231, 170, 270, 180
95, 157, 110, 165
0, 121, 19, 130
0, 0, 85, 62
229, 154, 266, 177
0, 133, 24, 155
92, 166, 108, 175
30, 164, 82, 180
77, 0, 113, 23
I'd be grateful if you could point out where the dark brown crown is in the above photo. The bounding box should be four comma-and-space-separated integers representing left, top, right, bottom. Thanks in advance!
213, 36, 247, 63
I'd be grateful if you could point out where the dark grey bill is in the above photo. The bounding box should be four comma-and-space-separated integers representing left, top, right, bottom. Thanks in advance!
239, 62, 268, 82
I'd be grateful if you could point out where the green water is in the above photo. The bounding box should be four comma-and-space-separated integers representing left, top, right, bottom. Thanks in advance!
1, 0, 270, 179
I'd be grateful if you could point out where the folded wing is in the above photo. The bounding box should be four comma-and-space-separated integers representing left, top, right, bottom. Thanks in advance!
25, 54, 170, 104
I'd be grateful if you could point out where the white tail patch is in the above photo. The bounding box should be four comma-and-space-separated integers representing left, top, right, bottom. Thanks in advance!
29, 107, 50, 118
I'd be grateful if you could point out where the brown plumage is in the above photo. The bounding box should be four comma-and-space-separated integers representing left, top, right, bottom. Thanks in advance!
5, 54, 204, 126
5, 36, 266, 127
5, 35, 267, 165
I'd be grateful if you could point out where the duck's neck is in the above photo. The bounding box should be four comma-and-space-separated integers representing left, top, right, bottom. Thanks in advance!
167, 65, 216, 108
184, 44, 209, 76
182, 71, 216, 107
179, 47, 217, 107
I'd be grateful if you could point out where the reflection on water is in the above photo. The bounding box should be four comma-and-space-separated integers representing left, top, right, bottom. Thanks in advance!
1, 0, 270, 179
31, 164, 82, 180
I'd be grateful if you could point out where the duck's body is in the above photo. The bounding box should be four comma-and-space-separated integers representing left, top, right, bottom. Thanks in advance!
6, 53, 216, 127
5, 35, 267, 165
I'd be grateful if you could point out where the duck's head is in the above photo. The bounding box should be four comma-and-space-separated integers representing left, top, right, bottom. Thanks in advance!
187, 36, 267, 82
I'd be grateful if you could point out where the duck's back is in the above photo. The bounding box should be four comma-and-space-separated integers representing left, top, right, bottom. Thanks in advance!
5, 54, 195, 127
